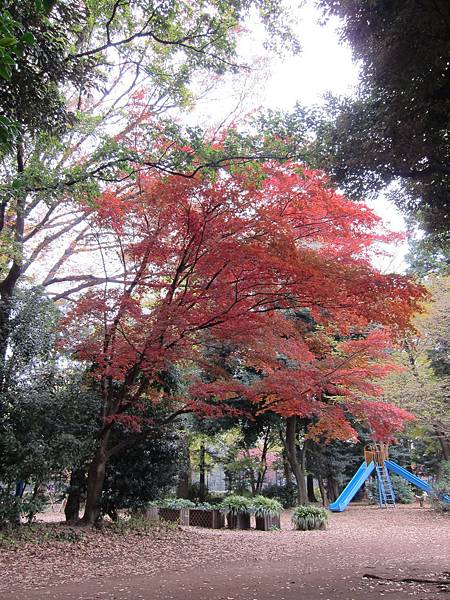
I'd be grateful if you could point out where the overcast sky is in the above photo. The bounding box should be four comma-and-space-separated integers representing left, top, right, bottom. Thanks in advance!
193, 2, 409, 272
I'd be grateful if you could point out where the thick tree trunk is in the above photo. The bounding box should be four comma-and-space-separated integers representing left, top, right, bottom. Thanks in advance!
282, 449, 292, 485
284, 416, 308, 505
81, 431, 110, 525
434, 426, 450, 461
65, 468, 86, 523
307, 474, 317, 503
318, 474, 329, 506
326, 474, 340, 503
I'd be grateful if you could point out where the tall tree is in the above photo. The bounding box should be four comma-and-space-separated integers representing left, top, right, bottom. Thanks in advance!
0, 0, 300, 388
61, 162, 425, 523
311, 0, 450, 238
382, 276, 450, 460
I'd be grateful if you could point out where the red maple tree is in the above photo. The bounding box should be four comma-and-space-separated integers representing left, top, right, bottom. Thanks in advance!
62, 162, 426, 523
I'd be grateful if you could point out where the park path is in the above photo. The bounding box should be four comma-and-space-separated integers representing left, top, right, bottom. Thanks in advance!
1, 506, 449, 600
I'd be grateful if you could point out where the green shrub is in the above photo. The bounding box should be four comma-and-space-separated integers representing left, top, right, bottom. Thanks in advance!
292, 505, 328, 531
431, 461, 450, 513
194, 502, 213, 511
262, 483, 297, 508
158, 498, 195, 509
0, 490, 21, 528
0, 490, 47, 528
252, 495, 283, 517
219, 495, 252, 515
390, 475, 415, 504
367, 474, 415, 505
0, 524, 84, 548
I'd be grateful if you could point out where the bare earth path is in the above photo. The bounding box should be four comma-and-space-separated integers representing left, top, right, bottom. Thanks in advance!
1, 505, 449, 600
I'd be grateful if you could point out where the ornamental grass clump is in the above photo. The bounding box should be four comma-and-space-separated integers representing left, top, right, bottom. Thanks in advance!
158, 499, 195, 509
292, 506, 328, 531
194, 502, 213, 511
252, 496, 283, 518
219, 495, 252, 515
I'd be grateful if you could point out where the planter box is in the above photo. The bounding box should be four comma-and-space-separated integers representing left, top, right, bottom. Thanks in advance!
189, 509, 225, 529
227, 512, 251, 530
255, 514, 281, 531
159, 507, 189, 525
144, 506, 160, 521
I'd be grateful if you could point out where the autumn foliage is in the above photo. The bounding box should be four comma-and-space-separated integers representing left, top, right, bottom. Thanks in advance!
62, 161, 426, 521
64, 163, 425, 438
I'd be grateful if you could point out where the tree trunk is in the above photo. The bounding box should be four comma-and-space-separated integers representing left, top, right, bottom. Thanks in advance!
176, 436, 191, 499
199, 441, 207, 502
326, 474, 340, 503
255, 425, 271, 494
284, 416, 308, 505
282, 449, 291, 485
318, 474, 329, 506
65, 468, 86, 523
307, 474, 317, 503
248, 465, 257, 495
434, 426, 450, 461
0, 144, 26, 392
81, 431, 110, 525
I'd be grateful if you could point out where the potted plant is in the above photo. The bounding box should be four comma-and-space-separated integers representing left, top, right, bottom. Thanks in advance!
252, 496, 282, 530
188, 502, 225, 529
143, 500, 160, 521
292, 506, 328, 531
220, 495, 252, 529
158, 499, 195, 525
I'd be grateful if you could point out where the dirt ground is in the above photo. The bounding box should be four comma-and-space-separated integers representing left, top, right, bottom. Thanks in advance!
1, 505, 449, 600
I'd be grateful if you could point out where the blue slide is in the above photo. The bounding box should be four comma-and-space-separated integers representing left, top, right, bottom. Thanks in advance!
329, 461, 375, 512
386, 460, 450, 503
385, 460, 432, 493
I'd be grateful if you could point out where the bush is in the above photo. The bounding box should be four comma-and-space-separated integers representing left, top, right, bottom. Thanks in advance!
0, 490, 21, 528
0, 524, 84, 548
101, 429, 183, 517
367, 474, 415, 504
0, 490, 47, 528
158, 498, 195, 509
431, 461, 450, 513
194, 502, 213, 511
252, 495, 283, 517
261, 483, 297, 508
219, 495, 252, 515
390, 475, 415, 504
187, 483, 226, 505
292, 506, 328, 531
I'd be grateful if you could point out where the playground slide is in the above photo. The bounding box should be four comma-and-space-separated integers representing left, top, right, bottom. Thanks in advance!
329, 461, 375, 512
385, 460, 432, 493
385, 460, 450, 503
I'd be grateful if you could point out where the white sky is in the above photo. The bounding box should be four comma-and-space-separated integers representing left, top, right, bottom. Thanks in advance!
193, 1, 410, 273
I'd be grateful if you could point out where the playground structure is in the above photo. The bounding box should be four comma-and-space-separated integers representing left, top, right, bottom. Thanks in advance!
329, 443, 450, 512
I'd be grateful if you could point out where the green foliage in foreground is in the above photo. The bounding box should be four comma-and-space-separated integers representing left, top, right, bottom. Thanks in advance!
252, 495, 283, 517
219, 495, 253, 515
0, 489, 46, 528
292, 506, 328, 531
0, 523, 83, 549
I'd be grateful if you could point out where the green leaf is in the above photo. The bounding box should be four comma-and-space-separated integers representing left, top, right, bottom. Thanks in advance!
0, 37, 18, 47
0, 64, 12, 80
43, 0, 57, 14
20, 32, 35, 45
